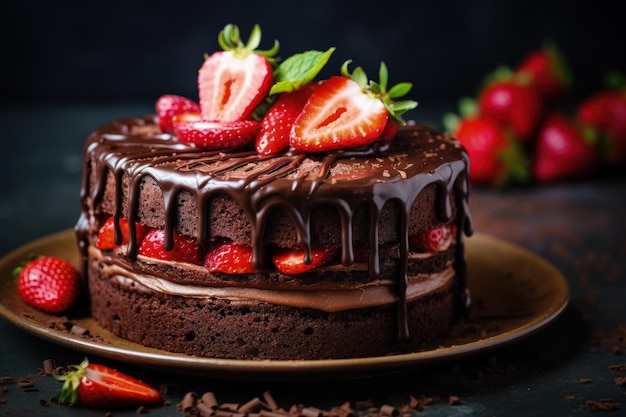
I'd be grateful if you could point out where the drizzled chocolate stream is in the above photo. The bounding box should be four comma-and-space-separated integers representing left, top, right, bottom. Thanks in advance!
76, 115, 473, 342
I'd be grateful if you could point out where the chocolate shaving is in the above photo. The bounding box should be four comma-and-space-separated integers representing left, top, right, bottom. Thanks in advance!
586, 399, 620, 411
615, 376, 626, 388
42, 359, 56, 375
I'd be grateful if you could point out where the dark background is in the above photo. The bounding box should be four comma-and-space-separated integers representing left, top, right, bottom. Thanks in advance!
3, 0, 625, 115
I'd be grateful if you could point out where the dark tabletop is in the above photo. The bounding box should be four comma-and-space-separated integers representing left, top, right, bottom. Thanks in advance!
1, 103, 625, 417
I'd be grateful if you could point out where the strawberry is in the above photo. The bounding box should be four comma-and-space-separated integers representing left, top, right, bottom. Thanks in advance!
532, 111, 599, 183
55, 358, 161, 409
138, 229, 202, 265
272, 246, 336, 275
172, 113, 260, 150
204, 242, 256, 274
576, 86, 626, 164
198, 24, 278, 122
14, 255, 80, 314
96, 216, 150, 250
477, 68, 544, 142
409, 224, 457, 254
450, 114, 529, 187
155, 94, 201, 133
515, 42, 572, 105
256, 83, 318, 156
290, 61, 417, 152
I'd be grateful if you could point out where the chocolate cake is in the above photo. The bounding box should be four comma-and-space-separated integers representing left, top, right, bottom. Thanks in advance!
75, 116, 472, 360
74, 24, 473, 360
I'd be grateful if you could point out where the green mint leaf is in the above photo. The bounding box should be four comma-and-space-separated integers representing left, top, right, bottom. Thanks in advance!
270, 47, 335, 95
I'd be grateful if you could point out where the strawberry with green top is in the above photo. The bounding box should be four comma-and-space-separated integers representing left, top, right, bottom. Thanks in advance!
477, 66, 545, 142
55, 358, 162, 409
198, 24, 279, 122
290, 61, 417, 152
515, 42, 572, 105
14, 255, 81, 314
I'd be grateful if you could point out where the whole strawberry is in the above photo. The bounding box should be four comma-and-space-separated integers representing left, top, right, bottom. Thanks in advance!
515, 42, 572, 105
447, 113, 529, 187
14, 255, 81, 314
533, 111, 599, 183
256, 82, 318, 156
576, 85, 626, 164
477, 67, 545, 142
55, 358, 162, 409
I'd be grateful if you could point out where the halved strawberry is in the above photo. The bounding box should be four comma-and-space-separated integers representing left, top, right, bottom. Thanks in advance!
172, 113, 260, 150
256, 82, 318, 156
96, 216, 150, 250
409, 224, 457, 254
138, 229, 202, 265
272, 246, 336, 275
290, 62, 417, 152
198, 24, 279, 122
55, 358, 162, 409
204, 242, 256, 274
155, 94, 201, 133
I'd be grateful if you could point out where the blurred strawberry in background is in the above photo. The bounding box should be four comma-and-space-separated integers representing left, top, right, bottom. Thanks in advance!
444, 41, 625, 188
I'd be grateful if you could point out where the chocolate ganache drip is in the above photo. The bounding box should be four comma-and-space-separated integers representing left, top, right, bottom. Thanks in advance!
76, 115, 473, 342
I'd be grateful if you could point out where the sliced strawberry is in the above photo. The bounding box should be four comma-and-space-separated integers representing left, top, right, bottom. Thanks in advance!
55, 358, 162, 409
204, 242, 256, 274
409, 224, 457, 254
533, 111, 599, 183
290, 76, 388, 152
256, 83, 318, 156
14, 255, 81, 314
155, 94, 201, 133
272, 246, 336, 275
198, 24, 278, 122
172, 113, 260, 150
138, 229, 202, 265
96, 216, 150, 250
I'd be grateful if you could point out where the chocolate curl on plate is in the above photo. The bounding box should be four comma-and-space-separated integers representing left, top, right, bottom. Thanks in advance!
262, 391, 279, 411
181, 391, 198, 412
42, 359, 56, 375
202, 392, 219, 409
260, 410, 288, 417
239, 397, 266, 413
301, 407, 323, 417
379, 404, 398, 417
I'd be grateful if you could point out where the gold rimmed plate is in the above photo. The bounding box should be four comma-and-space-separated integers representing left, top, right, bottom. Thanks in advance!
0, 230, 569, 380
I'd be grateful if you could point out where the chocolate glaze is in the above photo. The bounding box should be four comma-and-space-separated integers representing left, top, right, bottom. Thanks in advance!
76, 115, 473, 341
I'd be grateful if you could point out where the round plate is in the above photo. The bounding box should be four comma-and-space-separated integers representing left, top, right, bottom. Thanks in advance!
0, 230, 569, 380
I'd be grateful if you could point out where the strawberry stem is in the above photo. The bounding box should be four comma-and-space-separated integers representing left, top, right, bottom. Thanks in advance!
217, 24, 279, 62
55, 358, 90, 406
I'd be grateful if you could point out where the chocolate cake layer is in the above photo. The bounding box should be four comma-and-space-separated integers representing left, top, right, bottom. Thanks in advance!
76, 115, 473, 359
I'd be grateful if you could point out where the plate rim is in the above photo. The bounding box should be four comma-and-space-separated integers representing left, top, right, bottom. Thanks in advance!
0, 229, 569, 380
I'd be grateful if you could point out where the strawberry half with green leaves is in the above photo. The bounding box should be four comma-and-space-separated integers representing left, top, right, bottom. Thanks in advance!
256, 82, 318, 156
14, 255, 81, 314
477, 66, 544, 142
55, 358, 161, 409
156, 94, 201, 133
96, 216, 150, 250
198, 24, 279, 122
515, 42, 572, 105
290, 61, 417, 152
533, 111, 599, 183
204, 242, 256, 274
272, 246, 336, 275
138, 229, 202, 265
173, 113, 260, 150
